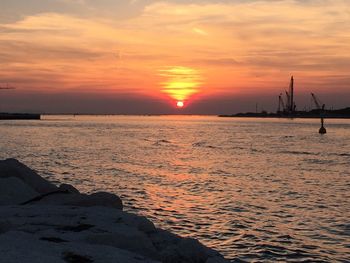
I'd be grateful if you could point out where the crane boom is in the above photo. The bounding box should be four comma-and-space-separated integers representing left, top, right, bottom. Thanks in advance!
311, 93, 323, 110
289, 76, 294, 112
278, 93, 286, 112
285, 91, 290, 111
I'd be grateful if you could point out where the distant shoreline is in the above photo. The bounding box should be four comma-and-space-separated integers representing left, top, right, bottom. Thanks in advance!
1, 111, 350, 119
219, 107, 350, 119
0, 113, 41, 120
219, 114, 350, 119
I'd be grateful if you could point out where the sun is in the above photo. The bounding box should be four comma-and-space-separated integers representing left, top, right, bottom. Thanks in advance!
176, 101, 184, 108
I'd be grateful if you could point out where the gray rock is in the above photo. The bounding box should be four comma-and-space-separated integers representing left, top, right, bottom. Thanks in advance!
85, 229, 158, 259
0, 159, 228, 263
0, 205, 228, 263
206, 256, 229, 263
159, 237, 218, 263
32, 192, 123, 210
122, 214, 156, 234
0, 220, 13, 234
73, 192, 123, 209
150, 229, 180, 251
0, 159, 57, 194
0, 177, 39, 205
58, 183, 80, 194
0, 230, 160, 263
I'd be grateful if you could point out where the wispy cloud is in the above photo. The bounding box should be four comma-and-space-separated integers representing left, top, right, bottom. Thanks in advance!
0, 0, 349, 112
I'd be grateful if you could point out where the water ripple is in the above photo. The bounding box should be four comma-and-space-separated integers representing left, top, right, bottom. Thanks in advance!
1, 116, 349, 262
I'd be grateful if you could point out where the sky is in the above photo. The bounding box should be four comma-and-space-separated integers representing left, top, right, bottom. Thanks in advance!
0, 0, 349, 114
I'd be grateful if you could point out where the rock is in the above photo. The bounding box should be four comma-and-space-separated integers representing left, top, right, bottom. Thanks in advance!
0, 159, 57, 194
31, 192, 123, 210
0, 159, 228, 263
150, 230, 223, 263
0, 204, 228, 263
0, 230, 160, 263
85, 228, 158, 259
0, 177, 39, 205
159, 237, 219, 263
149, 230, 180, 251
59, 184, 80, 194
73, 192, 123, 209
206, 256, 229, 263
119, 214, 156, 234
0, 220, 13, 234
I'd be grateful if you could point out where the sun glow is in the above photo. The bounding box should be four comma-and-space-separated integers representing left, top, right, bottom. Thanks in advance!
159, 66, 202, 102
176, 101, 184, 108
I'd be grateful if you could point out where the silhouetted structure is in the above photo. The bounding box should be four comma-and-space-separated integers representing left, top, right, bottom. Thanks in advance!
0, 84, 41, 120
221, 76, 350, 119
311, 93, 327, 134
0, 113, 41, 120
276, 76, 296, 116
319, 118, 327, 134
289, 76, 295, 113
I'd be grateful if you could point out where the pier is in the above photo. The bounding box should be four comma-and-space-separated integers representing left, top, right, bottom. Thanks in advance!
0, 113, 41, 120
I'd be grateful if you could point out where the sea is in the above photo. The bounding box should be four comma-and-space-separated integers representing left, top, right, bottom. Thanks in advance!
1, 115, 349, 262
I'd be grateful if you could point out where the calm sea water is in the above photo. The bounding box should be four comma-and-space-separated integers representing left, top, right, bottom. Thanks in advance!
1, 115, 349, 262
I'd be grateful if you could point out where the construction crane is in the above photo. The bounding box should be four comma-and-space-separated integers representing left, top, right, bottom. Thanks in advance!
311, 93, 325, 111
276, 76, 296, 115
289, 76, 295, 113
278, 93, 286, 113
285, 91, 290, 111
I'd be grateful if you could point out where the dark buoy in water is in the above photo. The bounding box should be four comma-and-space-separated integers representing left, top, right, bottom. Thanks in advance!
319, 118, 327, 134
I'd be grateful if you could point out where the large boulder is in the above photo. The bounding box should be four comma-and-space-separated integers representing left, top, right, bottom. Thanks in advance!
85, 228, 158, 259
25, 191, 123, 210
150, 230, 221, 263
0, 159, 57, 194
0, 177, 39, 205
0, 205, 228, 263
71, 192, 123, 209
0, 159, 122, 209
0, 230, 160, 263
0, 159, 228, 262
58, 183, 80, 194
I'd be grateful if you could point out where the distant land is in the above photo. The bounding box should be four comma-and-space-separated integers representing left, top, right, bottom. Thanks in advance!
219, 107, 350, 119
0, 113, 41, 120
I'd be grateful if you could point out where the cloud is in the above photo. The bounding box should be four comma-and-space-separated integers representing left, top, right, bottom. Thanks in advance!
190, 58, 240, 66
0, 0, 149, 23
0, 0, 349, 113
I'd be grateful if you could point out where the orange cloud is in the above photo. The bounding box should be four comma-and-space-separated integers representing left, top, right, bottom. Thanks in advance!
159, 66, 203, 101
0, 0, 349, 100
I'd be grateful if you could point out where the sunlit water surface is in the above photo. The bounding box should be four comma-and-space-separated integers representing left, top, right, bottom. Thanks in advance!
1, 116, 349, 262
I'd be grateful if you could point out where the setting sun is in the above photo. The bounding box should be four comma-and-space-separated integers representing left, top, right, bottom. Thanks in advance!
176, 101, 184, 108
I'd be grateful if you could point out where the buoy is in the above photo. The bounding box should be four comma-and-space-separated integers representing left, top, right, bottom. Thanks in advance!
319, 118, 326, 134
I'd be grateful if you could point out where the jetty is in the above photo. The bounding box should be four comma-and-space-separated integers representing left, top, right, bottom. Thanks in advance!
0, 84, 40, 120
0, 158, 227, 263
219, 107, 350, 119
0, 113, 41, 120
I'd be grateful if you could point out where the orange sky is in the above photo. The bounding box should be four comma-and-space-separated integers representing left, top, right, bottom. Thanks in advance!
0, 0, 349, 113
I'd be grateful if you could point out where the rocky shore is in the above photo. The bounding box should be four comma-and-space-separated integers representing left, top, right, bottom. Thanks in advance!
0, 159, 227, 263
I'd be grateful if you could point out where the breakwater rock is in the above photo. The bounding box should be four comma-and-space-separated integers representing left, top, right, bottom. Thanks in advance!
0, 159, 227, 263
